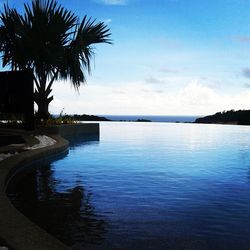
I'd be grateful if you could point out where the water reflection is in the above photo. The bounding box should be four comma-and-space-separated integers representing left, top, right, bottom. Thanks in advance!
7, 135, 105, 248
69, 134, 100, 149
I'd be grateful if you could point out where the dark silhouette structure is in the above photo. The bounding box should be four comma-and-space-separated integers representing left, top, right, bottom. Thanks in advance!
0, 70, 34, 130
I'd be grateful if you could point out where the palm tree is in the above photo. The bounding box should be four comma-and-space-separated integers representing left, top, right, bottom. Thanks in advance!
0, 0, 111, 119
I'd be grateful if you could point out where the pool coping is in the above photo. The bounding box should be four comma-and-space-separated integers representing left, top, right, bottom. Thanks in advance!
0, 133, 71, 250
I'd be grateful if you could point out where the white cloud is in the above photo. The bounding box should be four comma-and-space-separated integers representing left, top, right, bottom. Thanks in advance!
177, 81, 250, 114
103, 18, 112, 23
145, 76, 167, 84
49, 79, 250, 116
178, 81, 218, 106
94, 0, 127, 5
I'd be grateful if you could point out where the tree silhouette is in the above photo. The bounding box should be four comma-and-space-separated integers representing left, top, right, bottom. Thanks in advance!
0, 0, 111, 119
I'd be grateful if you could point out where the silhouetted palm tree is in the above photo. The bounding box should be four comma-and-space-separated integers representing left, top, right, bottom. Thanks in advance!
0, 0, 111, 119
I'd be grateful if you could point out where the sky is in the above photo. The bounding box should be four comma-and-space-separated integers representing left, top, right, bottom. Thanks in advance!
3, 0, 250, 116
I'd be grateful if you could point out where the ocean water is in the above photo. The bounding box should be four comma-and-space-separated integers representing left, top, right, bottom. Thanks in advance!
103, 115, 199, 122
7, 122, 250, 249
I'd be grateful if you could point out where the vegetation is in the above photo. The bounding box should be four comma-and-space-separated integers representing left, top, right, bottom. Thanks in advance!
195, 109, 250, 125
43, 114, 154, 123
62, 114, 111, 122
136, 119, 151, 122
0, 0, 111, 119
42, 112, 111, 125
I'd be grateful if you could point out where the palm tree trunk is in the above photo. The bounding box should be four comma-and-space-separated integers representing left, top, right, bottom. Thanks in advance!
34, 75, 54, 119
34, 91, 53, 119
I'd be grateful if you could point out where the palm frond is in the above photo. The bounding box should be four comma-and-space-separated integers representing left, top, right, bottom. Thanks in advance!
77, 15, 112, 46
0, 0, 112, 91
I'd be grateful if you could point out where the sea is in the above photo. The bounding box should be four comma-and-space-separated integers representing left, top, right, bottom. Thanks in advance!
102, 115, 200, 123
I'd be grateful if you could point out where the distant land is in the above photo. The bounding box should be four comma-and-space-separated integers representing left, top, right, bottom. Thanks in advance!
62, 114, 152, 122
62, 114, 111, 121
103, 115, 198, 123
195, 110, 250, 125
62, 115, 199, 123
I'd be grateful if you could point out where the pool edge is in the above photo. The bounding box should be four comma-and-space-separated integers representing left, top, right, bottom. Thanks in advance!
0, 134, 71, 250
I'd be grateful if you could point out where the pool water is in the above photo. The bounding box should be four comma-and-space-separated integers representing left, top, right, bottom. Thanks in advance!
7, 122, 250, 249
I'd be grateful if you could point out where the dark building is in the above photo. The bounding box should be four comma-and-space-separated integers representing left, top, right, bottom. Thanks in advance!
0, 70, 34, 130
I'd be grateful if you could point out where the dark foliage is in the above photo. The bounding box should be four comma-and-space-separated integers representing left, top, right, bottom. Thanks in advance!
136, 119, 151, 122
195, 109, 250, 125
62, 114, 111, 121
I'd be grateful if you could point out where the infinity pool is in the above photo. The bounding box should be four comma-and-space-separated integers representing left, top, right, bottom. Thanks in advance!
7, 122, 250, 249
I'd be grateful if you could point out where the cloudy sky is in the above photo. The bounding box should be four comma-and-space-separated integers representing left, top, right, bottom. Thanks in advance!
4, 0, 250, 116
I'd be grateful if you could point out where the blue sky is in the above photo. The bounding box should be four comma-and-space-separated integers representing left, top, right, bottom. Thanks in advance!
3, 0, 250, 115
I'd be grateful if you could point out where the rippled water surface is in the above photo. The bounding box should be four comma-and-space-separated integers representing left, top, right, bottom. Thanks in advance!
7, 122, 250, 249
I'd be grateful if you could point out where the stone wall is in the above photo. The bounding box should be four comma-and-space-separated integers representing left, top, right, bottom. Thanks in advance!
37, 123, 99, 139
